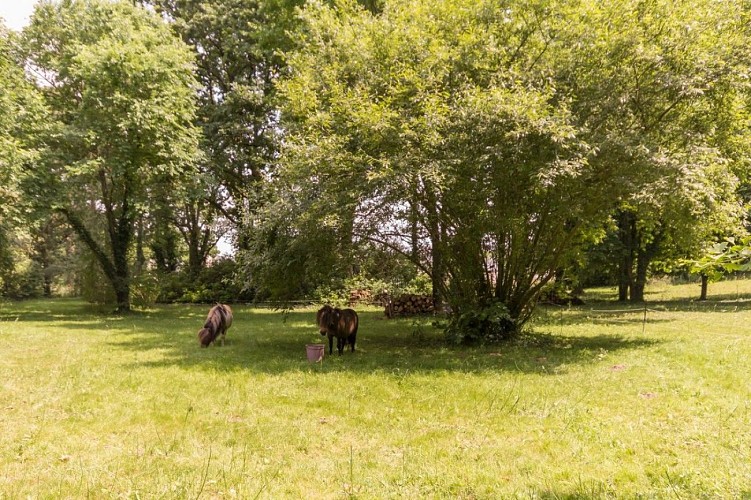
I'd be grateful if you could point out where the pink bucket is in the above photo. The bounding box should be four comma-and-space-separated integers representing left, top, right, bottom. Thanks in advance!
306, 344, 325, 363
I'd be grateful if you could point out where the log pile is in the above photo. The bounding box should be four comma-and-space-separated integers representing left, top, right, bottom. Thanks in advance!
385, 294, 434, 318
348, 289, 372, 305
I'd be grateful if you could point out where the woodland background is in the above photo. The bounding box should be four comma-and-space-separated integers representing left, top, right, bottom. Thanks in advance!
2, 0, 751, 341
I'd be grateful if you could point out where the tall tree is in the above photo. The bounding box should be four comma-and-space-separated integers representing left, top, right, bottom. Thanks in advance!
145, 0, 304, 258
262, 0, 751, 334
264, 0, 609, 328
21, 0, 200, 312
0, 23, 46, 289
556, 0, 751, 302
612, 150, 743, 302
0, 26, 27, 221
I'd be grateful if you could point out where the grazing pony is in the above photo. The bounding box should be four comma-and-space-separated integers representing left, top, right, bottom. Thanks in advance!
317, 305, 358, 355
198, 304, 233, 347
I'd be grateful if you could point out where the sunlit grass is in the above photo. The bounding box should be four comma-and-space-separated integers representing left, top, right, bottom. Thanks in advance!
1, 279, 750, 497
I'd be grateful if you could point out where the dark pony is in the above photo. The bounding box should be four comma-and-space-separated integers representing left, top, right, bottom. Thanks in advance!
316, 305, 358, 355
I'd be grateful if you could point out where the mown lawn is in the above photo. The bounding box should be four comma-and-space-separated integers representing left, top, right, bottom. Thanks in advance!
1, 279, 750, 498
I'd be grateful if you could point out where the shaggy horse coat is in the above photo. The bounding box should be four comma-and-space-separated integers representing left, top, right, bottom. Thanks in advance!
198, 304, 233, 347
317, 305, 358, 355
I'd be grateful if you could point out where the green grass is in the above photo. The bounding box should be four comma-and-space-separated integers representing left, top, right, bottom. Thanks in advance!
1, 279, 750, 498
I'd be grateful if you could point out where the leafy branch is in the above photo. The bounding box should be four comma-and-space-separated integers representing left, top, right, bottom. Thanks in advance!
686, 236, 751, 282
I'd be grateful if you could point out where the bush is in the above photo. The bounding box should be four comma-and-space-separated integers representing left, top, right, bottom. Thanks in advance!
0, 229, 44, 299
0, 263, 44, 299
77, 255, 116, 305
130, 271, 161, 308
443, 300, 515, 344
314, 274, 433, 306
157, 258, 254, 304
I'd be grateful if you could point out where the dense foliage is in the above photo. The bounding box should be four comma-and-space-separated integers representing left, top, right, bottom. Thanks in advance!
0, 24, 47, 296
20, 0, 200, 311
1, 0, 750, 340
254, 0, 751, 338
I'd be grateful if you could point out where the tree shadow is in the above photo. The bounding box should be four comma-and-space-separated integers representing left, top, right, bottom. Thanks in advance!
97, 308, 660, 376
0, 298, 164, 322
536, 304, 669, 328
1, 300, 662, 376
536, 291, 751, 330
648, 294, 751, 312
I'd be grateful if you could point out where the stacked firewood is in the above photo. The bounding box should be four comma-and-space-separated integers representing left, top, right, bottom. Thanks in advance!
384, 294, 434, 318
348, 289, 372, 305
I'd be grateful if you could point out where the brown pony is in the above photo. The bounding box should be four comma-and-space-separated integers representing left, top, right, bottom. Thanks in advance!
198, 304, 233, 347
317, 305, 358, 355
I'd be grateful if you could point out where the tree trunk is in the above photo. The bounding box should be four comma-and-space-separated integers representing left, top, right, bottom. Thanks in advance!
699, 274, 708, 300
59, 206, 133, 313
114, 278, 130, 313
631, 230, 662, 303
410, 199, 419, 265
187, 230, 203, 276
617, 210, 636, 302
38, 233, 53, 298
631, 255, 648, 303
112, 219, 132, 313
152, 209, 179, 273
424, 181, 444, 313
42, 264, 52, 297
31, 220, 57, 298
180, 201, 213, 277
135, 215, 145, 276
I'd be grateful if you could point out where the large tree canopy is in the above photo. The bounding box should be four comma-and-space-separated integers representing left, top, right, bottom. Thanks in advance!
253, 0, 750, 334
21, 0, 200, 311
146, 0, 304, 247
0, 24, 47, 283
0, 25, 42, 228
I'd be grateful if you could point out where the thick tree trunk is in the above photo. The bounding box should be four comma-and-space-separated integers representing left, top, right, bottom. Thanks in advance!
631, 231, 662, 303
59, 205, 133, 313
114, 279, 131, 313
631, 255, 648, 303
112, 221, 132, 313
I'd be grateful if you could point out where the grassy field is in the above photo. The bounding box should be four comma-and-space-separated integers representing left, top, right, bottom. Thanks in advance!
0, 279, 750, 498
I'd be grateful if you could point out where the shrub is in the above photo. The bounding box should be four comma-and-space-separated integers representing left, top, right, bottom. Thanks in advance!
130, 271, 161, 308
156, 258, 254, 304
0, 263, 44, 299
314, 274, 433, 306
444, 300, 515, 344
78, 255, 116, 305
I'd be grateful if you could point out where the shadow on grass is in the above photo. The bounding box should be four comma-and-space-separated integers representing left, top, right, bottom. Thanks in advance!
2, 300, 661, 376
582, 287, 751, 309
92, 308, 661, 376
648, 294, 751, 311
0, 298, 118, 322
535, 292, 751, 330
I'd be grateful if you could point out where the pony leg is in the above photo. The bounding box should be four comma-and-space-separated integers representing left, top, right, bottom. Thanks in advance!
337, 337, 344, 355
